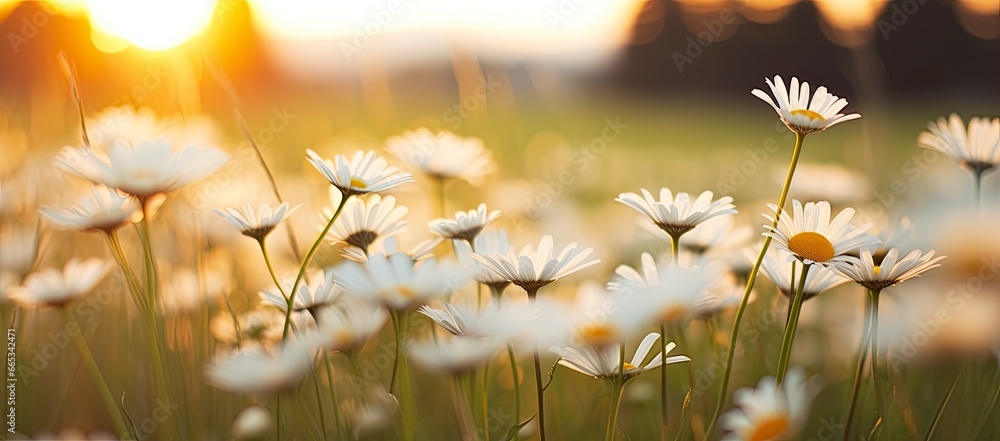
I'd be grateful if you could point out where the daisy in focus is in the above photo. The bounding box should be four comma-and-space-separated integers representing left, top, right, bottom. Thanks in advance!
616, 188, 736, 238
306, 149, 413, 197
428, 203, 501, 243
751, 75, 861, 135
550, 332, 690, 381
830, 247, 945, 292
763, 200, 880, 267
8, 258, 111, 308
40, 186, 142, 233
385, 129, 496, 185
215, 202, 300, 242
720, 366, 820, 441
325, 193, 407, 254
473, 235, 599, 295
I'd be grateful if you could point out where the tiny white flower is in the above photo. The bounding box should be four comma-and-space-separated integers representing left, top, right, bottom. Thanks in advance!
9, 258, 111, 308
385, 129, 496, 185
325, 193, 407, 253
751, 75, 861, 135
763, 200, 880, 266
55, 139, 230, 200
214, 202, 300, 242
720, 366, 821, 441
306, 149, 413, 196
407, 335, 505, 374
332, 253, 470, 311
550, 332, 690, 381
830, 247, 945, 292
473, 235, 599, 294
428, 203, 501, 242
205, 341, 316, 394
39, 186, 142, 233
260, 269, 342, 313
918, 114, 999, 175
617, 188, 736, 238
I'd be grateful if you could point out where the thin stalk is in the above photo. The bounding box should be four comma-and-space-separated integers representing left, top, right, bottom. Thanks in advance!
844, 290, 874, 441
309, 359, 329, 441
507, 343, 521, 441
527, 288, 546, 441
776, 264, 811, 383
104, 231, 145, 314
283, 194, 349, 338
453, 373, 477, 440
704, 132, 805, 437
276, 394, 283, 439
481, 361, 491, 441
259, 239, 289, 299
971, 373, 1000, 439
63, 309, 130, 438
870, 289, 887, 434
606, 339, 627, 441
322, 352, 344, 439
660, 323, 670, 439
974, 170, 983, 211
924, 368, 963, 441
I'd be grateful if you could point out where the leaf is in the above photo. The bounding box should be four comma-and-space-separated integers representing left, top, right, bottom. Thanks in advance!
505, 413, 536, 441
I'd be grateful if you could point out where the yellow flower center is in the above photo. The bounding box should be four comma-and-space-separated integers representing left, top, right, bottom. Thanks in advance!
790, 109, 825, 121
579, 324, 616, 346
874, 265, 881, 276
787, 232, 835, 262
396, 285, 416, 299
349, 177, 368, 189
660, 305, 686, 323
747, 415, 790, 441
622, 362, 637, 371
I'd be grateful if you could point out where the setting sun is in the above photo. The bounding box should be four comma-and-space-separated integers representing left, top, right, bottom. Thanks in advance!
87, 0, 216, 51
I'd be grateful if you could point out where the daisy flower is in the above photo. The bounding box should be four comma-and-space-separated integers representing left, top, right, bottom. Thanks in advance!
85, 106, 164, 150
341, 236, 442, 263
39, 186, 142, 233
455, 229, 514, 291
260, 269, 342, 313
720, 366, 820, 441
313, 294, 388, 353
549, 332, 690, 381
763, 200, 880, 266
918, 114, 999, 175
616, 188, 736, 238
306, 149, 413, 197
325, 193, 407, 253
55, 139, 230, 200
204, 342, 316, 394
751, 75, 861, 135
231, 405, 273, 441
473, 235, 599, 294
214, 202, 300, 242
756, 247, 849, 301
428, 203, 501, 243
418, 301, 534, 341
608, 253, 717, 324
830, 248, 945, 292
8, 258, 111, 308
407, 335, 504, 374
385, 129, 496, 185
331, 252, 469, 311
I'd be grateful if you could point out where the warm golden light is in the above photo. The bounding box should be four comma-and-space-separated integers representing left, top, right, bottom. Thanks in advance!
87, 0, 216, 51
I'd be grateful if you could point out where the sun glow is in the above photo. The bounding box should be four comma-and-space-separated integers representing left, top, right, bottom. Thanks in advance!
87, 0, 216, 51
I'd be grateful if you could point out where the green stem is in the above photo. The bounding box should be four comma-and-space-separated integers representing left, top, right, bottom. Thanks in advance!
704, 132, 805, 438
322, 352, 343, 439
776, 264, 811, 383
870, 289, 887, 435
971, 373, 1000, 439
659, 323, 670, 439
283, 194, 349, 339
392, 310, 416, 440
974, 169, 983, 212
62, 309, 130, 438
104, 231, 145, 315
309, 360, 329, 441
844, 290, 874, 441
482, 361, 491, 441
276, 394, 283, 439
259, 240, 289, 299
507, 342, 521, 441
924, 368, 963, 441
527, 288, 546, 441
606, 338, 626, 441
